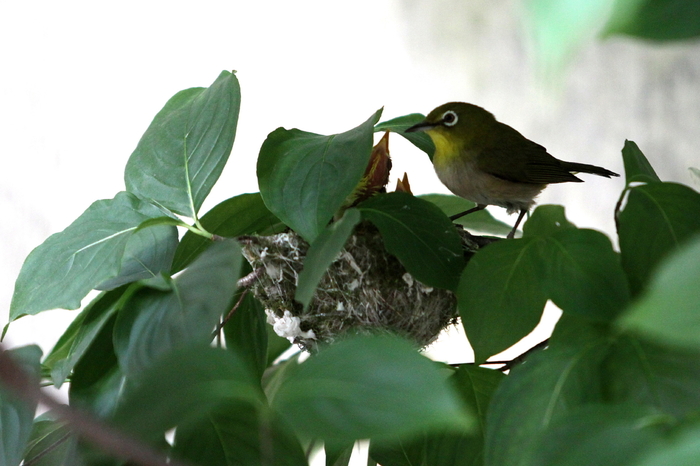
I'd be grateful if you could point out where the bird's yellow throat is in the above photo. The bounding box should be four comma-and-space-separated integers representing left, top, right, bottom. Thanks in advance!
427, 129, 463, 170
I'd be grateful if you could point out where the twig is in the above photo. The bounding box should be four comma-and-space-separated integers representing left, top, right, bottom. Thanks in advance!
0, 345, 193, 466
212, 288, 250, 338
498, 339, 549, 372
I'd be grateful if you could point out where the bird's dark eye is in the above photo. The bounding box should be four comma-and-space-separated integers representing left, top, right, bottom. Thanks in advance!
442, 110, 458, 127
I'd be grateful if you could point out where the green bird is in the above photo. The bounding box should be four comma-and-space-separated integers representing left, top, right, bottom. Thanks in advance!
406, 102, 619, 238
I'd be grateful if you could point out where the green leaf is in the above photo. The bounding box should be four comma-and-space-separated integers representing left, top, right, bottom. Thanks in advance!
0, 345, 42, 466
484, 330, 607, 466
173, 403, 307, 466
375, 113, 435, 159
10, 192, 177, 319
536, 228, 630, 320
22, 419, 81, 466
224, 289, 269, 381
619, 234, 700, 350
44, 287, 126, 387
358, 192, 465, 291
295, 209, 361, 309
112, 346, 263, 439
325, 440, 354, 466
419, 193, 514, 236
458, 238, 547, 362
125, 70, 241, 217
630, 421, 700, 466
528, 403, 670, 466
68, 313, 123, 418
522, 204, 576, 238
620, 140, 661, 184
172, 192, 283, 273
114, 240, 242, 376
257, 109, 382, 242
617, 182, 700, 295
602, 332, 700, 418
604, 0, 700, 41
271, 334, 474, 443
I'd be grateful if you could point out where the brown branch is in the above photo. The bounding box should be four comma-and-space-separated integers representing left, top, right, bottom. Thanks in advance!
212, 288, 250, 338
0, 345, 193, 466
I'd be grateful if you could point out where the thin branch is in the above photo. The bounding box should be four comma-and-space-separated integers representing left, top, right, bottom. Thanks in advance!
212, 288, 250, 338
498, 339, 549, 372
0, 345, 193, 466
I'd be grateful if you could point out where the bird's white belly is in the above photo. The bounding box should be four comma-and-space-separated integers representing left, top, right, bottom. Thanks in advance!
434, 156, 544, 214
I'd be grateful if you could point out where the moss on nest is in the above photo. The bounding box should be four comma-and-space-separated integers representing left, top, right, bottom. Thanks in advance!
239, 222, 491, 351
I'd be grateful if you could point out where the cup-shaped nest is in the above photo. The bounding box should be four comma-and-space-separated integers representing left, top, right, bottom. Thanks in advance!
239, 222, 488, 351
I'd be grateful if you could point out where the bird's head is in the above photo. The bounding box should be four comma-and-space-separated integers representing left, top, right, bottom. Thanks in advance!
406, 102, 496, 155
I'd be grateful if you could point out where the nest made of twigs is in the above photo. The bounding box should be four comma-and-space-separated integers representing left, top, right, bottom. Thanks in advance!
238, 222, 492, 351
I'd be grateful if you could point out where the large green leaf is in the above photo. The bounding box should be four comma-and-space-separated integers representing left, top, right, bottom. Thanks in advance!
295, 209, 361, 310
114, 240, 242, 376
10, 191, 176, 319
605, 0, 700, 40
460, 206, 628, 361
484, 326, 608, 466
257, 109, 382, 242
172, 403, 306, 466
111, 346, 263, 439
620, 140, 660, 184
358, 192, 465, 291
630, 422, 700, 466
271, 334, 474, 443
375, 113, 435, 159
618, 235, 700, 350
171, 192, 283, 273
458, 238, 547, 362
527, 404, 669, 466
419, 193, 514, 236
617, 182, 700, 295
125, 70, 241, 217
0, 345, 42, 466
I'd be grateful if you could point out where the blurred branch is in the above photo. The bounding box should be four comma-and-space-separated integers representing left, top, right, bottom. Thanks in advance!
0, 344, 193, 466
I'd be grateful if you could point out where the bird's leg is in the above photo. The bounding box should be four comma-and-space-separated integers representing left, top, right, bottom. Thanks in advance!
449, 204, 486, 221
507, 208, 528, 239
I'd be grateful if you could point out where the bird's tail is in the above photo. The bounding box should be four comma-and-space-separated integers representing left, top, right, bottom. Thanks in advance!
562, 162, 619, 178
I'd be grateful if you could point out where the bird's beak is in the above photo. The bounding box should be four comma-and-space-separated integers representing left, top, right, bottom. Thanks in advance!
405, 120, 437, 133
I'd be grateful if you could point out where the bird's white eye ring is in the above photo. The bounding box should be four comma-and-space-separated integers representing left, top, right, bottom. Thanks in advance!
442, 110, 458, 126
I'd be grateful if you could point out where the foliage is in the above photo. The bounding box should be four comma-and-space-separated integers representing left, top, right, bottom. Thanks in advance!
2, 69, 700, 466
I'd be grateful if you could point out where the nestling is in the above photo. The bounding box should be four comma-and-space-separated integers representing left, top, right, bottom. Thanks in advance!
406, 102, 619, 238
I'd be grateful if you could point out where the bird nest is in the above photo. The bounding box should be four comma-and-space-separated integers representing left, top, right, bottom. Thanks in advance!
239, 222, 491, 351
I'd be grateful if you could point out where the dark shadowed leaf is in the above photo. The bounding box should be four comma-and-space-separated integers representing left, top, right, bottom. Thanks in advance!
617, 182, 700, 295
295, 209, 361, 310
44, 287, 126, 387
484, 325, 608, 466
358, 192, 465, 290
224, 288, 269, 381
630, 422, 700, 466
0, 345, 41, 466
375, 113, 435, 159
257, 109, 382, 242
325, 440, 354, 466
10, 192, 177, 319
125, 70, 241, 217
528, 404, 669, 466
113, 240, 242, 376
271, 334, 474, 443
173, 402, 306, 466
112, 346, 263, 439
172, 192, 283, 273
